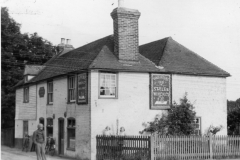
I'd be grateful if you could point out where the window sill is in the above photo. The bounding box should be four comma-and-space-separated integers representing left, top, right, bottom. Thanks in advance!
67, 101, 76, 104
47, 103, 53, 105
66, 148, 75, 151
23, 101, 29, 103
150, 106, 170, 110
99, 96, 117, 99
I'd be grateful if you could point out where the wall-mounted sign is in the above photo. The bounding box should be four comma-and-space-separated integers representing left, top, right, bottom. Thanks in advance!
151, 74, 171, 109
77, 73, 88, 104
39, 87, 45, 97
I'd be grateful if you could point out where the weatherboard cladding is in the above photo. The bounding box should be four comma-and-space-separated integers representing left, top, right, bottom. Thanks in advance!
28, 35, 229, 84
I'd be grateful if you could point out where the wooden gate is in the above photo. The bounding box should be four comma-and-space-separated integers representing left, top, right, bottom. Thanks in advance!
1, 128, 14, 147
96, 135, 151, 160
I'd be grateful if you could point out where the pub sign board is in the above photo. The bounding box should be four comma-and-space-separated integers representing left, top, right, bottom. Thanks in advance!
77, 73, 88, 104
150, 74, 171, 109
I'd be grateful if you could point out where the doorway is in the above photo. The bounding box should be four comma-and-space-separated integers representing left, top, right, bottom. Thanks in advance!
58, 118, 64, 155
39, 117, 45, 130
23, 121, 28, 136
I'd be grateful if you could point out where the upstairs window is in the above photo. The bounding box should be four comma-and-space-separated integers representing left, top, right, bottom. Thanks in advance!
47, 81, 53, 104
99, 73, 117, 98
67, 118, 76, 150
23, 87, 29, 103
68, 76, 76, 102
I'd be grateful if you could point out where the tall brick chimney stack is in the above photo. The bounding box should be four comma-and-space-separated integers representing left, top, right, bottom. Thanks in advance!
111, 0, 141, 63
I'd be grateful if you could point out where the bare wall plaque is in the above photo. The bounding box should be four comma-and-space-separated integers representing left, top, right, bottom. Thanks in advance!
39, 87, 45, 97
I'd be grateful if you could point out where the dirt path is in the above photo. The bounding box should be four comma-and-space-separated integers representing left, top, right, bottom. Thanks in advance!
1, 145, 74, 160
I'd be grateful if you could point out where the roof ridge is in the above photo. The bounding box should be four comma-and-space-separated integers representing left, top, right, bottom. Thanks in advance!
138, 54, 165, 71
170, 38, 230, 76
158, 37, 171, 66
88, 35, 114, 68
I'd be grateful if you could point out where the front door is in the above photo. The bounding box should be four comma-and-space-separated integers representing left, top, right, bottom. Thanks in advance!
58, 118, 64, 155
23, 121, 28, 136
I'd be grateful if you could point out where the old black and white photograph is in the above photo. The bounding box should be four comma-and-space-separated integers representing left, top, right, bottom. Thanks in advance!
1, 0, 240, 160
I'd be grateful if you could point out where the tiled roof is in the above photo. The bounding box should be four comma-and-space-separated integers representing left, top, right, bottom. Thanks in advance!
139, 37, 230, 77
21, 35, 229, 86
29, 35, 115, 83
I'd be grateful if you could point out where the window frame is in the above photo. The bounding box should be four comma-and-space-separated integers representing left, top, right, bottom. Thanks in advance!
68, 75, 76, 103
193, 117, 201, 136
67, 117, 76, 150
47, 81, 53, 104
98, 72, 118, 99
23, 87, 29, 103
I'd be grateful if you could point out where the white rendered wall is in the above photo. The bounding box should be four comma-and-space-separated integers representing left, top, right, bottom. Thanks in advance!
90, 71, 166, 160
172, 74, 227, 135
90, 71, 227, 159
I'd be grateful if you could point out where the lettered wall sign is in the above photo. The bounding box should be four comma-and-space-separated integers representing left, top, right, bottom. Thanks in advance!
77, 73, 88, 104
150, 74, 171, 109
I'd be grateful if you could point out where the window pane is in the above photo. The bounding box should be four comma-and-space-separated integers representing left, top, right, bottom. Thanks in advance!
47, 127, 53, 137
69, 76, 76, 101
99, 73, 117, 97
68, 129, 75, 149
68, 119, 75, 149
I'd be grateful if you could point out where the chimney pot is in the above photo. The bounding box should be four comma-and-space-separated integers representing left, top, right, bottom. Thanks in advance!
118, 0, 124, 8
61, 38, 65, 44
66, 39, 71, 45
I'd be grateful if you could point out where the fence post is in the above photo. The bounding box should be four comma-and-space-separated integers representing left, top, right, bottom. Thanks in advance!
151, 135, 154, 160
209, 134, 213, 160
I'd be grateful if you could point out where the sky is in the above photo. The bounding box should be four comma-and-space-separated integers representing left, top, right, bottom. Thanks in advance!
1, 0, 240, 101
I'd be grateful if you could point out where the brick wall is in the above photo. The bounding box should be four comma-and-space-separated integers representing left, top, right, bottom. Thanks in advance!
111, 7, 140, 62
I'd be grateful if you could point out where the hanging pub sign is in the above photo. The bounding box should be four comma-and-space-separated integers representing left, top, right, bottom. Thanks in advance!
77, 73, 88, 104
151, 74, 171, 109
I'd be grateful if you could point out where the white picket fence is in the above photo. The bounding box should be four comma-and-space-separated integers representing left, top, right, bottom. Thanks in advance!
151, 135, 240, 160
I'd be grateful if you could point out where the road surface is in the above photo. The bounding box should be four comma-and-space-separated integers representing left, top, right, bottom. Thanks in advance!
1, 145, 74, 160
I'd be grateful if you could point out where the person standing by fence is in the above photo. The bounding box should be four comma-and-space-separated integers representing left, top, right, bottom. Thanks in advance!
33, 123, 47, 160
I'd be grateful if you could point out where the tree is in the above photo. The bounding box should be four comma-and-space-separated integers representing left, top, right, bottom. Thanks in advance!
227, 98, 240, 135
141, 93, 197, 136
1, 7, 56, 128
